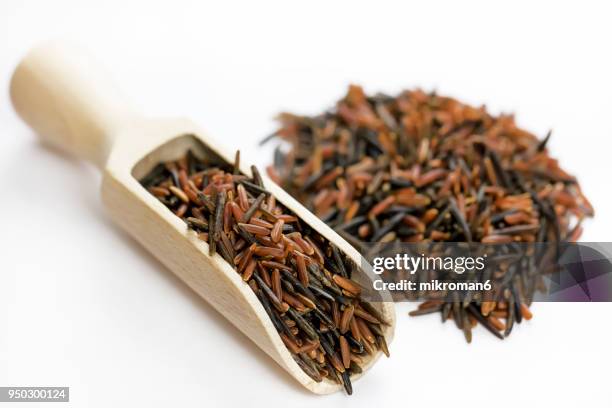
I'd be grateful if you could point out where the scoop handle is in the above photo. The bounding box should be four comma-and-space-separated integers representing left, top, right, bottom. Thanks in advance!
10, 43, 135, 168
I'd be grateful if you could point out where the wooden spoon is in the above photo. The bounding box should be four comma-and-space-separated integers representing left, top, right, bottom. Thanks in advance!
10, 43, 395, 394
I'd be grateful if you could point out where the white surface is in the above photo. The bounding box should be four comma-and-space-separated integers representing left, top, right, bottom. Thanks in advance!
1, 1, 611, 407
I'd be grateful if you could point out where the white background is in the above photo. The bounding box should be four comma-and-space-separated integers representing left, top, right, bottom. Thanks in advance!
1, 1, 611, 407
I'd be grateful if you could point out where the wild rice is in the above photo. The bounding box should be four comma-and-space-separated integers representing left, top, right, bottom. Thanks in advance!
140, 149, 390, 394
264, 84, 594, 341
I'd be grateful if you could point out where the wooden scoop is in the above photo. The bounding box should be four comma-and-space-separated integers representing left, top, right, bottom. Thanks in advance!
10, 43, 395, 394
